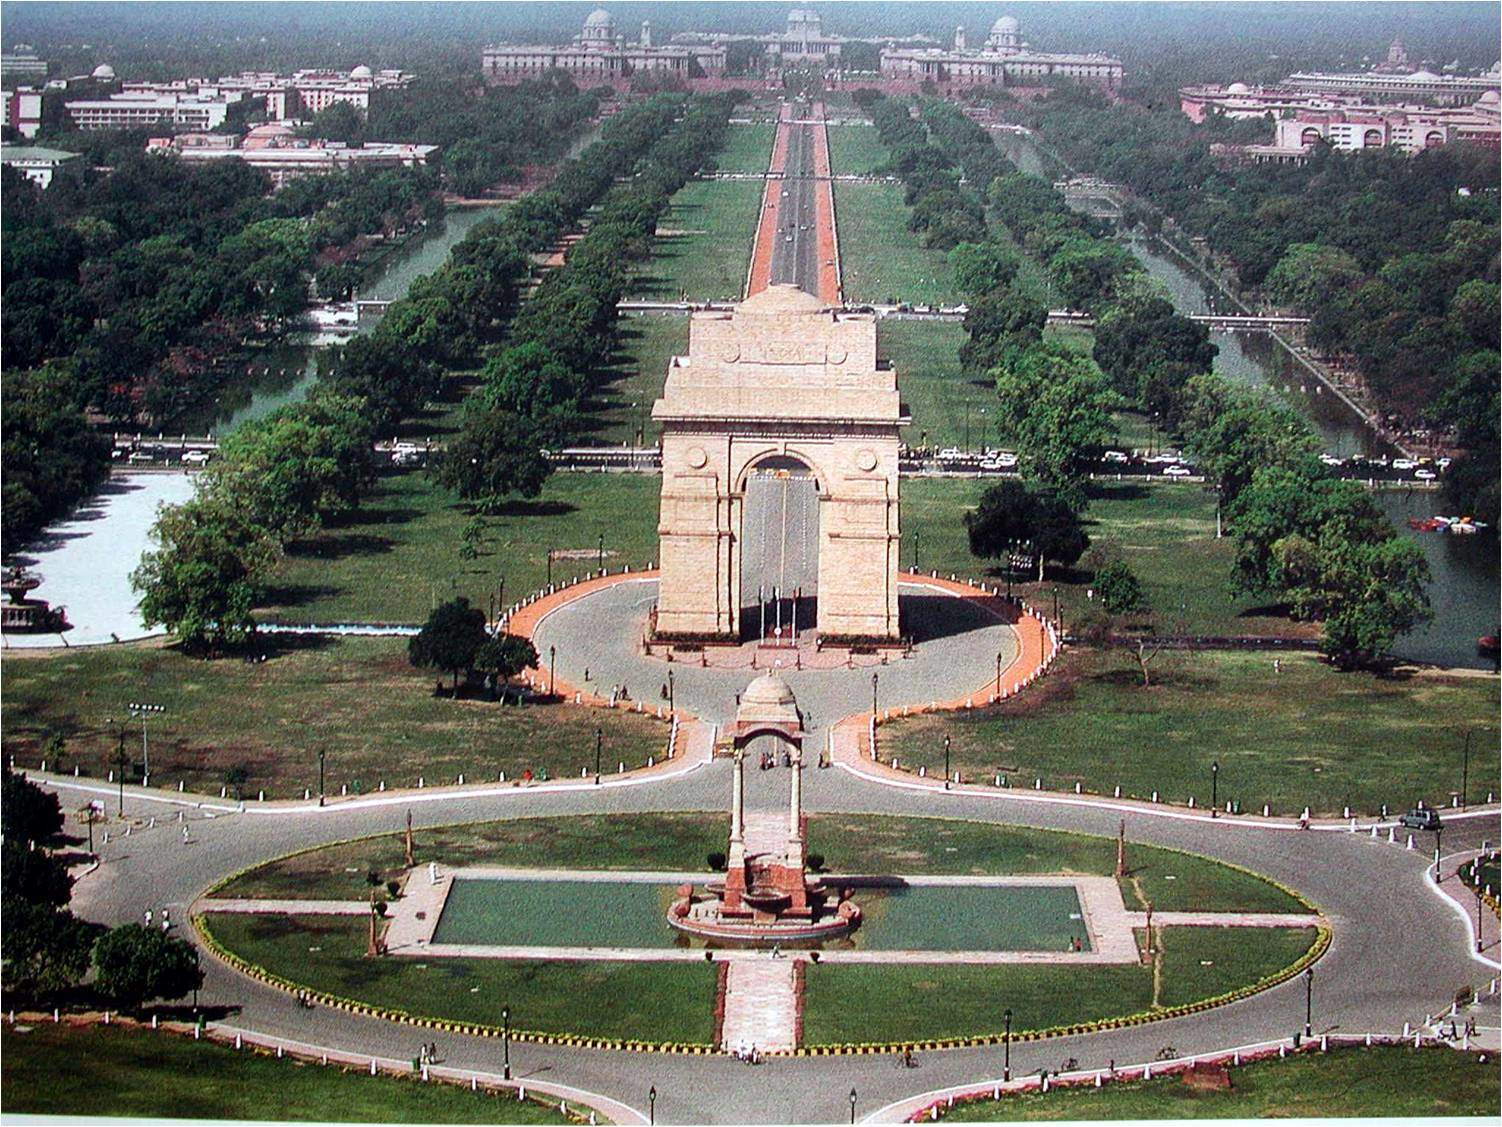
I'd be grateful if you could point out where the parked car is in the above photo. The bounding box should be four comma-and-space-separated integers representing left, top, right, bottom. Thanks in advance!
126, 451, 154, 465
1414, 468, 1437, 481
996, 452, 1018, 468
181, 449, 212, 466
1392, 458, 1418, 471
938, 447, 963, 461
978, 458, 1002, 471
1102, 450, 1129, 464
1398, 808, 1442, 831
1319, 453, 1344, 466
1163, 465, 1193, 477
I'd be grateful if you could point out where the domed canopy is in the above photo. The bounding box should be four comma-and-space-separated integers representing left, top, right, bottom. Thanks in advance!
1478, 89, 1500, 105
992, 16, 1020, 34
1409, 69, 1440, 81
584, 8, 614, 28
1225, 81, 1251, 95
737, 283, 830, 317
91, 63, 115, 79
349, 64, 373, 79
734, 672, 802, 733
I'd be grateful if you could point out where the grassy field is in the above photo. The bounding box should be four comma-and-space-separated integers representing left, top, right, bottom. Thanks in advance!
881, 649, 1498, 815
629, 178, 762, 301
587, 314, 688, 445
206, 914, 716, 1044
1, 638, 666, 799
212, 813, 1305, 914
901, 478, 1318, 639
255, 469, 661, 624
712, 122, 775, 173
802, 927, 1316, 1045
882, 320, 996, 452
835, 182, 962, 307
0, 1023, 578, 1124
826, 122, 890, 175
940, 1046, 1499, 1120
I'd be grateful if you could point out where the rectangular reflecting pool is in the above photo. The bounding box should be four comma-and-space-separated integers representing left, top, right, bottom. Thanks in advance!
429, 877, 1090, 952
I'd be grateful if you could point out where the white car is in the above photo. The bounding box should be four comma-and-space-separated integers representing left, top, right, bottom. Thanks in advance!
1163, 465, 1193, 477
181, 449, 212, 466
996, 452, 1018, 467
1319, 453, 1344, 466
1436, 457, 1452, 469
1392, 458, 1418, 471
1414, 468, 1437, 481
938, 447, 964, 461
1102, 450, 1129, 464
1144, 453, 1181, 464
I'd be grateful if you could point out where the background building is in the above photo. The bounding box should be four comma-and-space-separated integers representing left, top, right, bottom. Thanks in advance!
3, 87, 43, 137
879, 14, 1123, 93
483, 8, 725, 87
0, 144, 78, 187
148, 124, 436, 188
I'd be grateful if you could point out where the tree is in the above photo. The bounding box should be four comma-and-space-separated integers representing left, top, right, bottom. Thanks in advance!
964, 480, 1089, 579
1095, 558, 1146, 615
1, 903, 102, 1000
408, 597, 489, 694
132, 495, 281, 653
1092, 296, 1216, 403
91, 924, 203, 1011
993, 339, 1118, 506
1301, 534, 1432, 669
433, 408, 552, 511
0, 839, 73, 910
949, 241, 1021, 299
2, 767, 64, 844
474, 634, 539, 700
1264, 243, 1364, 311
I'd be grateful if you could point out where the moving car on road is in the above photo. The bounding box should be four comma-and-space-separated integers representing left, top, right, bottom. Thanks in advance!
1398, 808, 1442, 831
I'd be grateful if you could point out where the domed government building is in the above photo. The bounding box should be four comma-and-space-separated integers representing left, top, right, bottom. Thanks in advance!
879, 13, 1123, 93
483, 8, 726, 86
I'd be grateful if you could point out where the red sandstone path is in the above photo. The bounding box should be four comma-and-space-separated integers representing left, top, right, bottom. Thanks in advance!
745, 102, 841, 304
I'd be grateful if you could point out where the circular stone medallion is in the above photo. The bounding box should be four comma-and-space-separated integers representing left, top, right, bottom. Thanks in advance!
856, 449, 878, 472
685, 446, 709, 469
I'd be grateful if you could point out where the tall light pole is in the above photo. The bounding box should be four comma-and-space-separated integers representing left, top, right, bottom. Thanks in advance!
667, 669, 675, 714
1211, 761, 1219, 818
1303, 967, 1314, 1039
912, 528, 920, 572
502, 1005, 511, 1080
595, 727, 603, 784
318, 748, 326, 807
1461, 730, 1472, 810
1003, 1007, 1012, 1081
995, 651, 1003, 698
871, 672, 879, 719
546, 548, 554, 587
944, 735, 952, 791
549, 645, 556, 698
849, 1088, 857, 1124
648, 1086, 657, 1126
128, 701, 164, 788
598, 533, 605, 571
110, 722, 128, 816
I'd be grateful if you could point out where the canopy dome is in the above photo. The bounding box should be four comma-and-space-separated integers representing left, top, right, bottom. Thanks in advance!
584, 8, 614, 28
992, 16, 1020, 34
349, 64, 373, 79
91, 63, 115, 79
736, 672, 802, 729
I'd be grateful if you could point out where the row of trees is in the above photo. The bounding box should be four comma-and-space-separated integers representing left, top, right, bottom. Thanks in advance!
437, 91, 741, 511
1009, 84, 1500, 526
865, 93, 986, 250
932, 104, 1429, 666
3, 769, 202, 1010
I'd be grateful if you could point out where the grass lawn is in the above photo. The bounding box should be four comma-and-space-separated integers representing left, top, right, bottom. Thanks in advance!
827, 122, 889, 175
257, 469, 661, 624
712, 122, 775, 173
629, 178, 762, 302
901, 478, 1318, 639
1, 638, 666, 800
0, 1023, 578, 1124
802, 927, 1316, 1045
882, 320, 997, 452
586, 314, 688, 446
835, 182, 962, 307
881, 648, 1498, 815
940, 1045, 1499, 1120
205, 914, 716, 1045
213, 813, 1304, 914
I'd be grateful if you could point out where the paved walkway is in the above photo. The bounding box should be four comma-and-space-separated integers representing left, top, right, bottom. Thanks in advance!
197, 898, 367, 915
722, 959, 799, 1055
1125, 911, 1324, 928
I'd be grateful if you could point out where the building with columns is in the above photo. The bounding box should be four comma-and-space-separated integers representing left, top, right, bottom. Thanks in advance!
483, 8, 725, 87
880, 14, 1123, 93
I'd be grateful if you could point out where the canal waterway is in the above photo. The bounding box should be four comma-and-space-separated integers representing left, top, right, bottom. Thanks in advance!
999, 128, 1497, 669
184, 205, 503, 435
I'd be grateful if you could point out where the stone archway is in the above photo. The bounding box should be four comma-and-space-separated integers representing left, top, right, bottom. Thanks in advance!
740, 452, 820, 641
652, 285, 907, 643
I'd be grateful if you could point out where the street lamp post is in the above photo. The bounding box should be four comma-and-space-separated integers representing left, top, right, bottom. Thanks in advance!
192, 947, 201, 1013
549, 645, 556, 698
502, 1006, 511, 1080
595, 727, 603, 784
944, 735, 952, 791
598, 534, 605, 571
1003, 1007, 1012, 1081
1006, 541, 1013, 598
1211, 761, 1219, 818
128, 702, 164, 787
912, 528, 920, 572
649, 1086, 657, 1125
1476, 879, 1485, 953
110, 724, 128, 816
318, 748, 326, 807
667, 670, 675, 714
1461, 730, 1472, 810
849, 1088, 858, 1124
1303, 967, 1314, 1039
871, 672, 879, 719
995, 651, 1003, 698
965, 402, 971, 453
546, 548, 554, 587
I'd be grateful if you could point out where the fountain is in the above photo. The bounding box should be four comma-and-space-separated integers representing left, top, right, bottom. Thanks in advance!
1, 567, 68, 634
668, 672, 860, 944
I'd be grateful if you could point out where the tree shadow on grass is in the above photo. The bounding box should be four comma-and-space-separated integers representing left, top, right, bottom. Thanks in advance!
490, 499, 577, 518
259, 583, 344, 610
1085, 482, 1153, 504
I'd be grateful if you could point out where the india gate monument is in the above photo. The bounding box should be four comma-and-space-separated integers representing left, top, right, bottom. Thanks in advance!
651, 284, 908, 643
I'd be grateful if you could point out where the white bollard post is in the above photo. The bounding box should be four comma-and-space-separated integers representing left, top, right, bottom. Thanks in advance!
1262, 804, 1270, 817
1114, 785, 1121, 797
371, 1060, 377, 1075
1151, 791, 1159, 803
235, 1034, 242, 1049
1406, 834, 1414, 850
152, 1014, 158, 1029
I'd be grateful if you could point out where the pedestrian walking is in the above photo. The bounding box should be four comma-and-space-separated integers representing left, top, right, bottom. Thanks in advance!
144, 909, 153, 927
182, 825, 190, 845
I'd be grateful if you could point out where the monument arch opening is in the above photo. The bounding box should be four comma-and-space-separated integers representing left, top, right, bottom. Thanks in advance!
652, 285, 907, 644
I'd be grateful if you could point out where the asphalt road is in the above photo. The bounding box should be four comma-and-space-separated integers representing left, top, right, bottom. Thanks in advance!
769, 119, 821, 298
59, 761, 1500, 1124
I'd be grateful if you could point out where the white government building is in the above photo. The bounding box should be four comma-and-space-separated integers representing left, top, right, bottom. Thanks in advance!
483, 8, 726, 85
878, 15, 1123, 92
